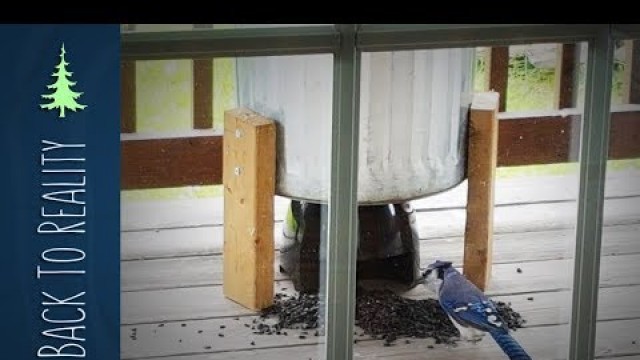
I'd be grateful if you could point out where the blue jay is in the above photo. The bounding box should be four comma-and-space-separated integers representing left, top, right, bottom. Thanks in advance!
417, 260, 531, 360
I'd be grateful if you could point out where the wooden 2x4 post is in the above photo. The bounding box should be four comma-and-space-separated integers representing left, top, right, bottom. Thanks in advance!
464, 92, 500, 291
222, 108, 276, 310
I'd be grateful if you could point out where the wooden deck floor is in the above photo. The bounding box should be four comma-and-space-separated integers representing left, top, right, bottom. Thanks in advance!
121, 170, 640, 360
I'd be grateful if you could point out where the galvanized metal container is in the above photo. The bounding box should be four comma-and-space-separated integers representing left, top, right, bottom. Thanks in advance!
236, 48, 474, 204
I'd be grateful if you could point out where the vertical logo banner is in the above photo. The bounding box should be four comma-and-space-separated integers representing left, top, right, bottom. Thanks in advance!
0, 25, 120, 359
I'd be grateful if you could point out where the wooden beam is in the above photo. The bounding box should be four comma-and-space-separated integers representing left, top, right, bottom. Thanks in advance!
630, 40, 640, 104
193, 59, 214, 129
120, 111, 640, 190
608, 110, 640, 159
554, 43, 577, 109
121, 60, 136, 133
620, 40, 634, 104
498, 110, 640, 166
121, 136, 223, 189
481, 47, 491, 91
489, 47, 509, 112
464, 92, 500, 291
497, 113, 581, 166
223, 108, 276, 310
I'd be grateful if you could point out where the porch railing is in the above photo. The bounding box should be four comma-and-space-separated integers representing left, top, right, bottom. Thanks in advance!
120, 37, 640, 190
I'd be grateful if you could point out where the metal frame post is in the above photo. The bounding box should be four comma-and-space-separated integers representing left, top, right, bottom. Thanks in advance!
325, 24, 361, 360
569, 25, 614, 360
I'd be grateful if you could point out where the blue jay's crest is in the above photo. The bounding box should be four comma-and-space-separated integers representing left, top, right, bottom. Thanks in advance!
427, 260, 453, 270
420, 260, 453, 280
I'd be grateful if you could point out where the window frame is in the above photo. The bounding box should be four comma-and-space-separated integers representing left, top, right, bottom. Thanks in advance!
121, 23, 640, 360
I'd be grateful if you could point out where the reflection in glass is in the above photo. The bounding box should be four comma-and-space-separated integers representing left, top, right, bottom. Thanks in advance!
596, 38, 640, 357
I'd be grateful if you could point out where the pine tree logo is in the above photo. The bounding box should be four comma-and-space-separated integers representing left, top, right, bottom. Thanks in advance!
40, 43, 87, 118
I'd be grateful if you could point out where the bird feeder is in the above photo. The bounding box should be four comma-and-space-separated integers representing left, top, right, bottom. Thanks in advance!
234, 48, 475, 293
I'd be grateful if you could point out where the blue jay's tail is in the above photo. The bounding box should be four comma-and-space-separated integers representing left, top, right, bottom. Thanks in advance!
489, 330, 532, 360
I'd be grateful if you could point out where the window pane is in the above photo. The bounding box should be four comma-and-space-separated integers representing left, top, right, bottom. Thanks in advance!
352, 42, 586, 359
597, 37, 640, 358
120, 52, 335, 359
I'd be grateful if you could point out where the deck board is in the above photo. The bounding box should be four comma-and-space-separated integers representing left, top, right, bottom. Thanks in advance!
122, 317, 640, 359
122, 282, 640, 327
122, 197, 640, 261
122, 234, 640, 294
122, 249, 640, 325
120, 171, 640, 359
122, 222, 640, 263
121, 171, 640, 232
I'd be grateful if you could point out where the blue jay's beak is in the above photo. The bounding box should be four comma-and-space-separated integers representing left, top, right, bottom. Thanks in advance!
410, 277, 424, 288
411, 269, 430, 288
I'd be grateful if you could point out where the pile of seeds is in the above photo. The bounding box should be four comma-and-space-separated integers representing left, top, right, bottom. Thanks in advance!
256, 289, 526, 345
260, 292, 320, 330
355, 290, 526, 345
355, 291, 458, 345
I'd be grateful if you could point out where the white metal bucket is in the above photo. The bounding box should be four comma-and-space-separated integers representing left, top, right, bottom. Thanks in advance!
236, 48, 474, 204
